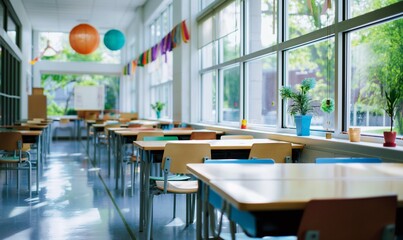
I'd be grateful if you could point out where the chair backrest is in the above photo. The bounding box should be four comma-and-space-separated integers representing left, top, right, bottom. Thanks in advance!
315, 157, 382, 164
297, 195, 397, 240
143, 136, 179, 141
136, 131, 164, 141
190, 131, 217, 140
220, 135, 254, 140
162, 143, 211, 174
104, 124, 122, 135
0, 132, 23, 151
204, 159, 274, 164
59, 118, 70, 124
11, 125, 30, 130
248, 142, 292, 163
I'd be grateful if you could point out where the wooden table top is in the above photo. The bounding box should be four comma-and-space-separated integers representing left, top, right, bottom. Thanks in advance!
134, 139, 304, 151
187, 162, 403, 184
209, 178, 403, 211
117, 129, 225, 137
18, 130, 43, 136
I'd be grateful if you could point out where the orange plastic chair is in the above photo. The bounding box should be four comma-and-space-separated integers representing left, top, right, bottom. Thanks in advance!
297, 195, 397, 240
190, 131, 217, 140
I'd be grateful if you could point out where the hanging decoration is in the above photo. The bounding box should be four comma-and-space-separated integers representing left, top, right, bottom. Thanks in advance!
69, 23, 100, 55
30, 40, 60, 65
104, 29, 125, 51
122, 19, 190, 76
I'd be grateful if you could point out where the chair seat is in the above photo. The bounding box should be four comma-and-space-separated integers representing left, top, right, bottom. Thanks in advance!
155, 180, 198, 193
0, 155, 29, 163
150, 175, 190, 181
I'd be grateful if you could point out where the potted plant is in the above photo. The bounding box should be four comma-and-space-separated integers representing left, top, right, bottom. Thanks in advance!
151, 101, 165, 119
280, 78, 316, 136
382, 88, 401, 147
321, 97, 335, 139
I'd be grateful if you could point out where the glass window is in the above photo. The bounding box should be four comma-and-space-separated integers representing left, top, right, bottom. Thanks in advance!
246, 54, 277, 126
217, 1, 240, 63
348, 18, 403, 138
287, 0, 335, 39
200, 0, 215, 11
0, 3, 4, 30
221, 65, 240, 123
286, 39, 335, 130
201, 71, 217, 122
246, 0, 277, 53
7, 15, 17, 45
350, 0, 399, 18
38, 32, 120, 63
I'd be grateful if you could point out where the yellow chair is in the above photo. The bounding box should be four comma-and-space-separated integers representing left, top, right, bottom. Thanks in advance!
220, 135, 254, 139
248, 142, 292, 163
146, 143, 211, 239
190, 131, 217, 140
123, 130, 164, 197
0, 132, 33, 198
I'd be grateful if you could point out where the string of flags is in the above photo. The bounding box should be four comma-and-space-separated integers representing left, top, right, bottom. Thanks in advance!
123, 19, 190, 76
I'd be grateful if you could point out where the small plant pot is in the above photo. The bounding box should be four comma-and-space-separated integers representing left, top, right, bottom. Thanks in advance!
348, 128, 361, 142
295, 115, 312, 136
156, 111, 161, 119
383, 131, 396, 147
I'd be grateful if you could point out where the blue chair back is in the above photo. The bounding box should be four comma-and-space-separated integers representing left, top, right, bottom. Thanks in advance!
315, 157, 382, 164
143, 136, 178, 141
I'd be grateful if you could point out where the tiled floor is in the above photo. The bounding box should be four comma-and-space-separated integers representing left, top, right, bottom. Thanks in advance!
0, 139, 198, 240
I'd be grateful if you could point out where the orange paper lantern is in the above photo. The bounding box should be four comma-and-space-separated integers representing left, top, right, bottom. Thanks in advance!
69, 24, 100, 55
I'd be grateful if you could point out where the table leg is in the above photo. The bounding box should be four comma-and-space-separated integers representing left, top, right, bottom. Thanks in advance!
86, 123, 90, 156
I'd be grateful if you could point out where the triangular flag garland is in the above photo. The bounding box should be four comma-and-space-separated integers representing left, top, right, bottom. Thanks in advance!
123, 19, 190, 76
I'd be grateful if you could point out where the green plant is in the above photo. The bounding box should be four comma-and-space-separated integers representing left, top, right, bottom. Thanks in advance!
280, 78, 316, 116
383, 88, 401, 132
151, 101, 165, 112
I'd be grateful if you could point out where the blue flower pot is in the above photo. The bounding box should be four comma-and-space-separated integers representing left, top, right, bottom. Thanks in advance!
156, 111, 161, 119
295, 115, 312, 136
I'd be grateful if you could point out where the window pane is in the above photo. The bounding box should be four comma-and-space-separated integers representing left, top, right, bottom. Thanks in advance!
246, 0, 277, 53
201, 42, 215, 69
218, 1, 240, 63
201, 71, 217, 122
286, 39, 335, 130
288, 0, 335, 39
221, 65, 240, 122
7, 15, 17, 45
0, 3, 4, 30
200, 0, 215, 11
350, 0, 399, 18
246, 54, 277, 126
348, 19, 403, 138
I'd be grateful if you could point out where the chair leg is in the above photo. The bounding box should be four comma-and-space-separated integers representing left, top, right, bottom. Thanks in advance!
173, 194, 176, 218
146, 193, 154, 240
191, 193, 196, 223
130, 162, 134, 197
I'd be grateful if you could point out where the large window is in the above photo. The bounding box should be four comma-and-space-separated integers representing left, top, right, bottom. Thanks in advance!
348, 18, 403, 138
198, 0, 403, 138
146, 4, 173, 119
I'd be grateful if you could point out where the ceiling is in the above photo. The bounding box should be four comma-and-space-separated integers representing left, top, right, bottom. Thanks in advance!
21, 0, 147, 34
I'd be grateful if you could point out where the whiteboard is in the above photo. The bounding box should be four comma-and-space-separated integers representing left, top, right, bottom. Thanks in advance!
74, 85, 105, 110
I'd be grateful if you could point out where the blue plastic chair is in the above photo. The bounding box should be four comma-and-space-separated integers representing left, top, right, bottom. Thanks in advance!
315, 157, 382, 164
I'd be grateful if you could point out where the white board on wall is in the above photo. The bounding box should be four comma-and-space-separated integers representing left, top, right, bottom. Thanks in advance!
74, 85, 105, 110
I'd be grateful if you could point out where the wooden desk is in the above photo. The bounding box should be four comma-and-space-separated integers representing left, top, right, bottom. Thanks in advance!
134, 139, 303, 233
187, 163, 403, 239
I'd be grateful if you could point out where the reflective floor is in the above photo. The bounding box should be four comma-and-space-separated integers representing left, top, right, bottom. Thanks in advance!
0, 139, 198, 240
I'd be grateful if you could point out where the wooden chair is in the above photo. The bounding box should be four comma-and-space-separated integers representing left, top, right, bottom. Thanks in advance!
124, 130, 164, 197
147, 143, 211, 240
297, 195, 397, 240
220, 135, 253, 139
0, 132, 33, 198
248, 142, 292, 163
315, 157, 382, 164
53, 118, 74, 140
190, 131, 217, 140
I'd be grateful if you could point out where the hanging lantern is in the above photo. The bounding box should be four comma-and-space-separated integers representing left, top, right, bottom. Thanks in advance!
104, 29, 125, 51
69, 23, 100, 55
